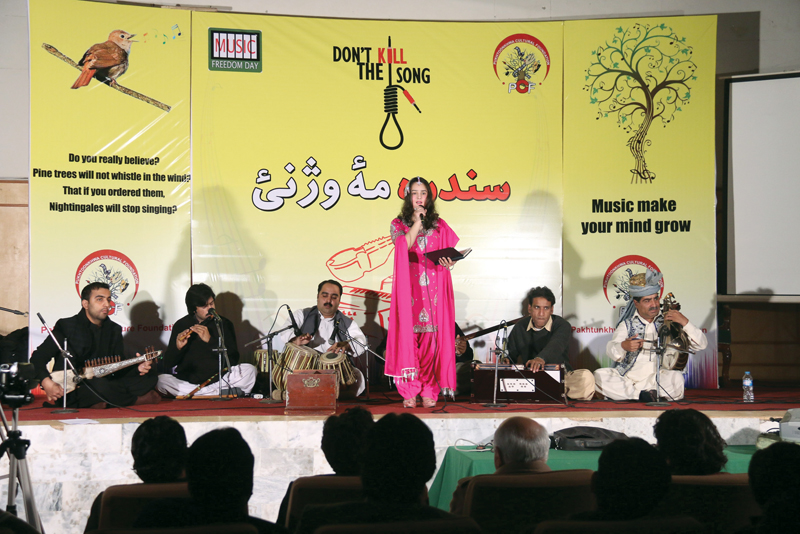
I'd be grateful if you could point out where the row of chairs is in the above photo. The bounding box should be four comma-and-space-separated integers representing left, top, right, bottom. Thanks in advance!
87, 471, 760, 533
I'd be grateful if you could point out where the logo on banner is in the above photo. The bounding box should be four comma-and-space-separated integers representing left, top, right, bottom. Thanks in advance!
75, 250, 140, 316
492, 34, 551, 94
208, 28, 262, 72
603, 255, 663, 309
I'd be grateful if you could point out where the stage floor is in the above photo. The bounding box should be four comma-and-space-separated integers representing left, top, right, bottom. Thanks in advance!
4, 385, 797, 534
16, 384, 799, 423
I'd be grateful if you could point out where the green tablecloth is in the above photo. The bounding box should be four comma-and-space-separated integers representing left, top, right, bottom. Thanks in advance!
428, 445, 756, 511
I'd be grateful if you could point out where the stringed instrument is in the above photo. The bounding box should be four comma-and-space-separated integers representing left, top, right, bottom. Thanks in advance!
658, 293, 693, 371
49, 346, 162, 394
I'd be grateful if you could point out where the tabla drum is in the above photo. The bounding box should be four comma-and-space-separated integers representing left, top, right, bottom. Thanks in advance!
253, 349, 279, 373
273, 343, 320, 397
319, 351, 357, 392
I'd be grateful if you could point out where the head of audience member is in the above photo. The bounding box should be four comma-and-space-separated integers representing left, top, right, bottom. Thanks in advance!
592, 438, 671, 519
748, 441, 800, 508
185, 283, 216, 322
321, 407, 375, 475
493, 417, 549, 469
360, 413, 436, 504
186, 428, 254, 520
316, 279, 343, 319
653, 409, 727, 475
81, 282, 113, 325
525, 287, 556, 329
131, 416, 187, 483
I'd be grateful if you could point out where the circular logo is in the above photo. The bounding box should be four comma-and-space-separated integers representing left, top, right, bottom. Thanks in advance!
602, 255, 663, 309
492, 33, 551, 87
75, 249, 140, 316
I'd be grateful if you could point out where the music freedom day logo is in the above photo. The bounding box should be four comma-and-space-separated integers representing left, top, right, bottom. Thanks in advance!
208, 28, 262, 72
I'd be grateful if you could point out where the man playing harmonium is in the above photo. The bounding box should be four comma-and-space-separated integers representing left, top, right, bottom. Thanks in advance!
157, 283, 257, 397
506, 286, 595, 401
594, 270, 707, 402
278, 279, 366, 397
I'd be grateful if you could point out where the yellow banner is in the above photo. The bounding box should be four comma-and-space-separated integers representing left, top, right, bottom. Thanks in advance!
29, 0, 191, 355
563, 16, 718, 387
191, 13, 565, 358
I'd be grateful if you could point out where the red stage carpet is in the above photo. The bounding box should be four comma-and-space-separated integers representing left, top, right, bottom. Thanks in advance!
14, 385, 800, 422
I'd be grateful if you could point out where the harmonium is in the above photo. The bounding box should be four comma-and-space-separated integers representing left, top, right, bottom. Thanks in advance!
470, 362, 566, 405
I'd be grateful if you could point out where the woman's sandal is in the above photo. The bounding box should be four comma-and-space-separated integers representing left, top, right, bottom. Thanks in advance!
421, 397, 436, 408
403, 398, 417, 408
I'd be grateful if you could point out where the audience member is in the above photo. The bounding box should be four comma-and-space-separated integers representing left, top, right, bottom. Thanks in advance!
276, 407, 375, 527
134, 427, 285, 533
744, 441, 800, 533
450, 416, 550, 515
84, 415, 187, 532
654, 408, 728, 475
295, 412, 461, 534
573, 438, 671, 521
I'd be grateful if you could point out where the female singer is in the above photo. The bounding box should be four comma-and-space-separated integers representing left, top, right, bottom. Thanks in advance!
386, 177, 458, 408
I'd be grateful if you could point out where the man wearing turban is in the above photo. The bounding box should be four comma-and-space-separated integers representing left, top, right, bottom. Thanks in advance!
594, 270, 707, 401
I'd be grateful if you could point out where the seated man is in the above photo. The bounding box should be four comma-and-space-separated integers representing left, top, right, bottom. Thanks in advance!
746, 442, 800, 533
654, 408, 728, 475
573, 438, 671, 521
594, 270, 707, 402
450, 416, 551, 515
135, 427, 285, 533
454, 324, 474, 395
157, 283, 257, 397
276, 406, 375, 529
31, 282, 158, 408
507, 286, 595, 401
295, 413, 461, 534
279, 279, 367, 396
85, 415, 187, 532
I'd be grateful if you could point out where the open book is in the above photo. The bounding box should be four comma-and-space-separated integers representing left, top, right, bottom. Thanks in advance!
424, 247, 472, 264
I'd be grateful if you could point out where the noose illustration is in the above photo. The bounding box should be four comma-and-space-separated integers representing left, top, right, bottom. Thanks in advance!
379, 36, 421, 150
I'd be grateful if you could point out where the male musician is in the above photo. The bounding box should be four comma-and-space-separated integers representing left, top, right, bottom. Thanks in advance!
506, 286, 595, 401
30, 282, 159, 408
279, 279, 367, 395
594, 270, 707, 402
157, 283, 257, 397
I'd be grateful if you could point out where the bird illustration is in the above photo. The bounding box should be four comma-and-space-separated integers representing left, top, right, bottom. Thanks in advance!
71, 30, 136, 89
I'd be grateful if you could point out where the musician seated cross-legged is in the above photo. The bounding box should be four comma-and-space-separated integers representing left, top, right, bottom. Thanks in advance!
593, 270, 707, 402
157, 283, 257, 398
31, 282, 159, 409
506, 286, 595, 401
278, 279, 367, 398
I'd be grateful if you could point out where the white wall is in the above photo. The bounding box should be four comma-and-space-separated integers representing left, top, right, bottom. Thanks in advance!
3, 0, 800, 179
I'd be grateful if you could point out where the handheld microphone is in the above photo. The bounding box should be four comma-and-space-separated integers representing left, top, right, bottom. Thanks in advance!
286, 305, 302, 337
329, 317, 340, 345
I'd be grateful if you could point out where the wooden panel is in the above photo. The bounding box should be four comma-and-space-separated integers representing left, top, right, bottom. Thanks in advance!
0, 182, 29, 335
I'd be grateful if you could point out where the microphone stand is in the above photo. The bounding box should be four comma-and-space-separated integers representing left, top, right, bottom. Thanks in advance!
333, 324, 386, 401
642, 338, 691, 407
246, 324, 295, 405
484, 321, 508, 408
211, 313, 232, 402
37, 313, 79, 414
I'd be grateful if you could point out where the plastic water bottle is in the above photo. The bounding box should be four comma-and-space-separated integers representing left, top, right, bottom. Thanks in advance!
743, 371, 754, 403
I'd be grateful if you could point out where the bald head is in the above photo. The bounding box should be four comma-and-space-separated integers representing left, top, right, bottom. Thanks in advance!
494, 417, 550, 467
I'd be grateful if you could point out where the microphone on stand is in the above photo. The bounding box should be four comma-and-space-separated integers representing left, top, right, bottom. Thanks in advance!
286, 305, 302, 337
208, 308, 221, 320
329, 317, 340, 345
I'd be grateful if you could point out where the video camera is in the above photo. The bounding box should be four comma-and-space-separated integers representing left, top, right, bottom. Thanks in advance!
0, 363, 38, 408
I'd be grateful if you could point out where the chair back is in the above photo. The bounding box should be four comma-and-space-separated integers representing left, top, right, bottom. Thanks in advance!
314, 517, 482, 534
463, 469, 594, 534
286, 476, 364, 531
87, 525, 257, 534
654, 473, 760, 534
533, 516, 705, 534
97, 482, 190, 529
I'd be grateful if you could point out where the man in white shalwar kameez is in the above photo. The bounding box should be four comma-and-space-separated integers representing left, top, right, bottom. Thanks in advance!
594, 270, 707, 402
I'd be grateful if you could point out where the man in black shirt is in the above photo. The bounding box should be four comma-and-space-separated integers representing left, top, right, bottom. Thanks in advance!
30, 282, 158, 408
157, 283, 256, 397
506, 286, 595, 400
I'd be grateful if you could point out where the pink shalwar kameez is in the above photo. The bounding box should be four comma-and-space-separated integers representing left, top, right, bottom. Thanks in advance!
386, 217, 458, 400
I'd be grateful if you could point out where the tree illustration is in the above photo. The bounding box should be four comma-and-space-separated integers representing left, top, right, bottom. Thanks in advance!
585, 23, 697, 183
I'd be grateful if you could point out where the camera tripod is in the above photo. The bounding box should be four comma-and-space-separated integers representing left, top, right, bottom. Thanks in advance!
0, 401, 43, 532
